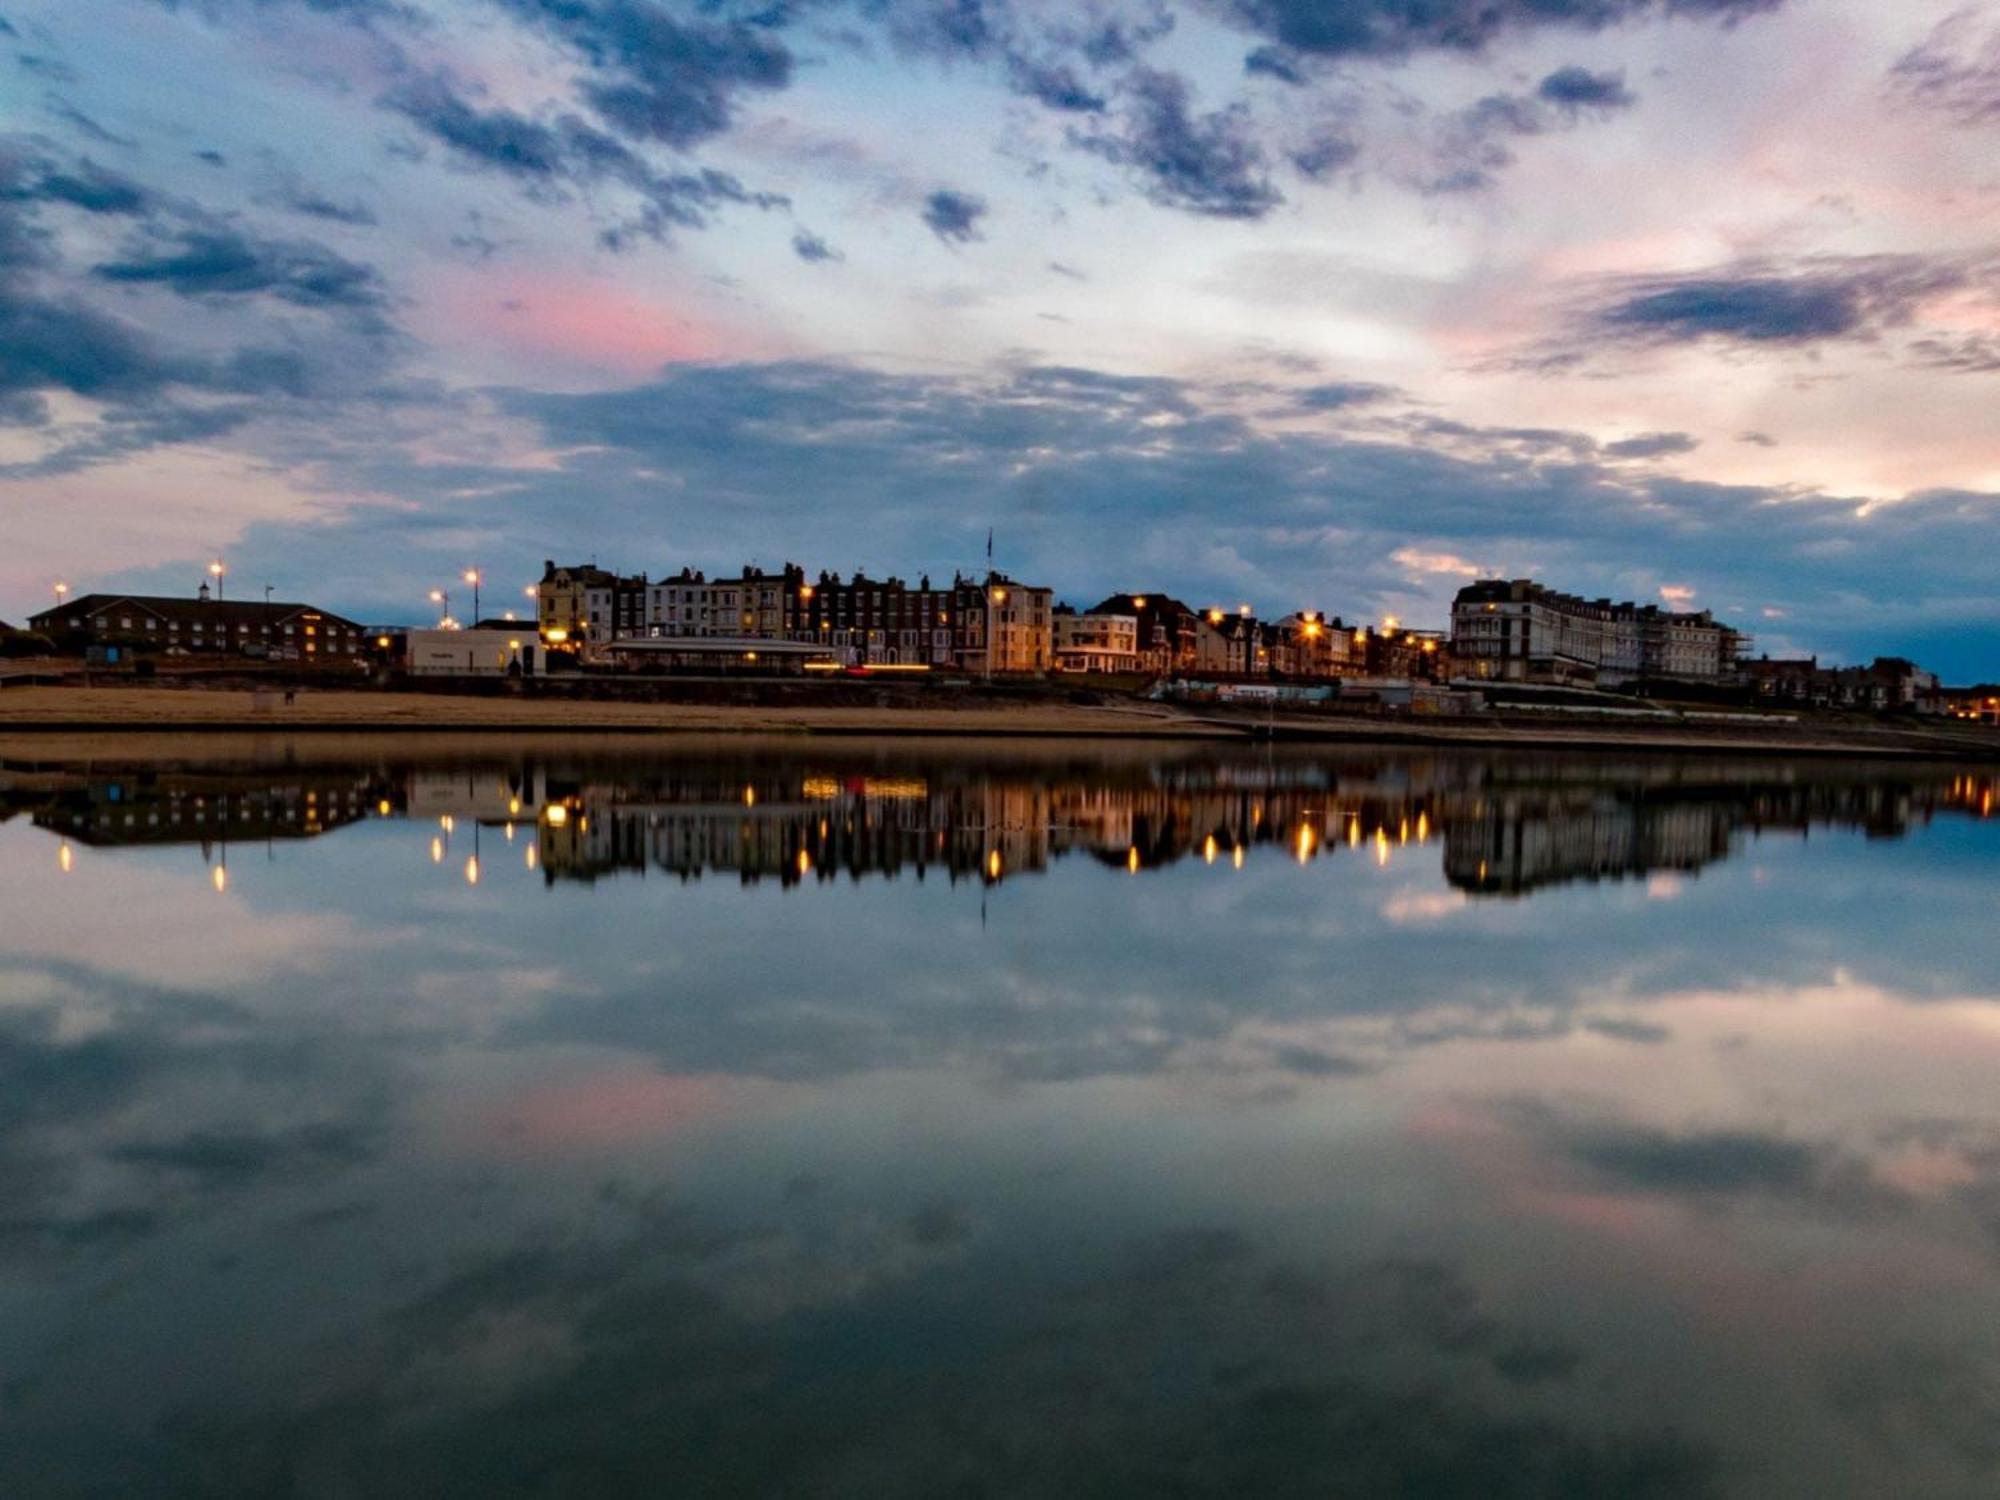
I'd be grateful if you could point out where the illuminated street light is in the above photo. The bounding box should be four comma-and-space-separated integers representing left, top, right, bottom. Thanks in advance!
52, 580, 69, 609
428, 588, 449, 625
463, 567, 483, 623
208, 559, 226, 600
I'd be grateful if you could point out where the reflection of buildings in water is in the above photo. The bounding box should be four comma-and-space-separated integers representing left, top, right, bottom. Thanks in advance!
523, 765, 1447, 887
1442, 778, 1968, 896
7, 754, 1994, 899
530, 775, 1058, 887
18, 771, 392, 847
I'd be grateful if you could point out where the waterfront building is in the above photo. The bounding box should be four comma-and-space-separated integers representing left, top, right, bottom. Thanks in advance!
27, 586, 367, 662
1743, 654, 1941, 713
1054, 607, 1140, 673
1087, 594, 1203, 675
646, 564, 808, 642
1450, 579, 1742, 685
796, 570, 956, 667
537, 561, 647, 654
955, 572, 1053, 674
398, 627, 548, 677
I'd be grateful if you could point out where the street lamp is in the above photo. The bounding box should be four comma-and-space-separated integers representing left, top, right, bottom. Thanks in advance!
52, 581, 69, 610
429, 588, 449, 626
463, 568, 483, 625
208, 559, 226, 600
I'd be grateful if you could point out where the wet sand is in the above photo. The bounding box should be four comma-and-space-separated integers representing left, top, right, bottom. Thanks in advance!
0, 685, 1992, 761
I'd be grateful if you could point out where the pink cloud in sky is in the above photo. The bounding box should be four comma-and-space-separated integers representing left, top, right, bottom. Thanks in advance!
418, 270, 784, 383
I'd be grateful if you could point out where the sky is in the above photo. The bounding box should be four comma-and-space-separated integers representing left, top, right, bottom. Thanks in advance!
1, 0, 1997, 675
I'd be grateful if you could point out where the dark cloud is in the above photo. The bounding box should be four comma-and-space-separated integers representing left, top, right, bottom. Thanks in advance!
1889, 12, 2000, 127
1590, 257, 1969, 347
921, 186, 987, 243
1910, 332, 2000, 374
1502, 255, 1990, 369
1420, 74, 1634, 194
496, 0, 793, 150
1069, 67, 1282, 219
1736, 430, 1777, 446
1537, 64, 1637, 111
108, 1123, 373, 1188
1290, 379, 1400, 411
1604, 431, 1698, 459
1289, 127, 1360, 180
789, 226, 840, 262
1244, 44, 1308, 84
10, 158, 152, 215
195, 148, 226, 167
1004, 53, 1106, 113
381, 72, 784, 241
274, 182, 377, 225
94, 226, 387, 311
1211, 0, 1784, 62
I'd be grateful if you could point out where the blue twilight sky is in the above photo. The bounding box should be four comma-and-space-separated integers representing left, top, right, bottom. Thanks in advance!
1, 0, 1997, 673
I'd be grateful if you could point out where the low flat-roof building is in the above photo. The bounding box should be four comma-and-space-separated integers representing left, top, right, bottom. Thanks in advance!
398, 627, 549, 677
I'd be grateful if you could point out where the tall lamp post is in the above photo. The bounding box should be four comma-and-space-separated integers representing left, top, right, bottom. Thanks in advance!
463, 568, 483, 626
429, 588, 450, 627
52, 580, 69, 612
209, 559, 226, 601
987, 585, 1007, 680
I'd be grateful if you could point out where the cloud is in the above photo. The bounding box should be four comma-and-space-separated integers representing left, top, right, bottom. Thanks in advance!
1604, 431, 1698, 459
94, 226, 388, 311
1069, 67, 1281, 219
920, 187, 987, 243
4, 157, 153, 216
1506, 254, 1994, 369
1243, 44, 1307, 85
1210, 0, 1785, 62
496, 0, 794, 150
1596, 257, 1967, 344
272, 181, 378, 225
1536, 64, 1637, 112
789, 227, 840, 263
1289, 127, 1360, 180
1290, 379, 1399, 411
206, 356, 2000, 675
380, 72, 784, 241
1004, 53, 1107, 113
1889, 11, 2000, 126
1390, 547, 1484, 578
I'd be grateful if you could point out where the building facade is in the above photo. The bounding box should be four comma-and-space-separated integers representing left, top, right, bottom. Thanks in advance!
537, 561, 647, 654
955, 572, 1053, 674
1450, 579, 1741, 685
1086, 594, 1202, 676
1054, 608, 1140, 673
28, 588, 367, 662
401, 627, 548, 677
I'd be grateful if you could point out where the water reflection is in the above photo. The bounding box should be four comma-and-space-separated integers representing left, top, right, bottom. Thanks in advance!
3, 741, 2000, 1496
9, 748, 1996, 898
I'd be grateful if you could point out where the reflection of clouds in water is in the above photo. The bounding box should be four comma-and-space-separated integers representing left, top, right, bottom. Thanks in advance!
2, 750, 2000, 1492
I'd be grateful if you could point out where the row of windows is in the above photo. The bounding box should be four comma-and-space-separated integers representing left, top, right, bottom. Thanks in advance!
75, 615, 357, 642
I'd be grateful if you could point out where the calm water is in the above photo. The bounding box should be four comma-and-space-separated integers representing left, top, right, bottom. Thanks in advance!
4, 739, 2000, 1497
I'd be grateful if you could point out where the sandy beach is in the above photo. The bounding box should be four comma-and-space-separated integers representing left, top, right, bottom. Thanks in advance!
0, 684, 1995, 761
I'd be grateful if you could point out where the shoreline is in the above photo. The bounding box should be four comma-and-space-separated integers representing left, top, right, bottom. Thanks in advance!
0, 686, 1995, 761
